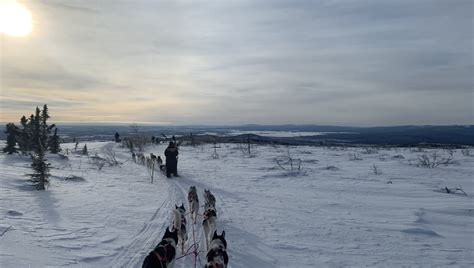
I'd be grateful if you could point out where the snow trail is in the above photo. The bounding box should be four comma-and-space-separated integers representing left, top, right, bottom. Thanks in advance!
108, 197, 173, 267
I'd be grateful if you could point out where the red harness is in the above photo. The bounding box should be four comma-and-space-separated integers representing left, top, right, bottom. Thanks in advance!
153, 242, 173, 263
153, 250, 167, 262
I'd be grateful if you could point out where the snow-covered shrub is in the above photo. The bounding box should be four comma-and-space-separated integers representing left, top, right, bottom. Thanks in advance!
90, 155, 107, 170
444, 149, 455, 158
102, 147, 120, 166
392, 155, 405, 160
362, 147, 379, 155
275, 149, 303, 176
372, 164, 382, 175
349, 153, 362, 161
410, 147, 425, 153
417, 152, 455, 168
303, 159, 319, 164
327, 146, 347, 151
57, 153, 69, 160
64, 175, 86, 182
461, 148, 471, 156
325, 165, 339, 171
444, 186, 467, 196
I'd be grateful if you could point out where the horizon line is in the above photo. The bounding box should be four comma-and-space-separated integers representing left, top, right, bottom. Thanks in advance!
0, 120, 472, 129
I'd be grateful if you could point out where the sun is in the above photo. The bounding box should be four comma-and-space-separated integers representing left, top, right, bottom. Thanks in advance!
0, 0, 32, 37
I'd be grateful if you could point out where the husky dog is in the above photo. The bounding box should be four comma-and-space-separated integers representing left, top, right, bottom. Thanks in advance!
205, 231, 228, 268
136, 153, 145, 165
142, 227, 178, 268
202, 207, 217, 251
172, 204, 188, 253
203, 189, 216, 209
188, 186, 199, 224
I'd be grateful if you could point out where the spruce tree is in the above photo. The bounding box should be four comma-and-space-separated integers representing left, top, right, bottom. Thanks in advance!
26, 114, 35, 150
31, 107, 41, 151
17, 115, 29, 153
3, 123, 18, 154
20, 116, 28, 128
40, 104, 53, 150
17, 114, 33, 153
82, 144, 88, 155
49, 128, 61, 154
30, 138, 50, 190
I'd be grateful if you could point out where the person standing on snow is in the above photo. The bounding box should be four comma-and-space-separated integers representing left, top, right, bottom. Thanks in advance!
164, 141, 179, 178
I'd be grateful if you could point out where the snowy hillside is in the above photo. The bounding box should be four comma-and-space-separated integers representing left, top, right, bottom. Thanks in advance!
1, 141, 473, 267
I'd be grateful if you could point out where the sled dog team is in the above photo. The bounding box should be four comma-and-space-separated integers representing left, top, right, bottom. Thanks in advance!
142, 187, 228, 268
132, 153, 166, 172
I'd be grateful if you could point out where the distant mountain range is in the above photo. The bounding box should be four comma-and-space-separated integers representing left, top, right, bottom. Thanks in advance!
1, 124, 473, 146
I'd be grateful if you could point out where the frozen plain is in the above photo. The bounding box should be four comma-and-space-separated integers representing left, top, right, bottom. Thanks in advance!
1, 141, 473, 267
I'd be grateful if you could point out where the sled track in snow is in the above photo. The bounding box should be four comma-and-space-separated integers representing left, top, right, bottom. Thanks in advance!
108, 173, 207, 268
108, 197, 173, 267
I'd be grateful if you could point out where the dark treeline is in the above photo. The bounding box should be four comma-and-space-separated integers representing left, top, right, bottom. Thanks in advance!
3, 104, 61, 190
3, 104, 60, 155
7, 124, 472, 147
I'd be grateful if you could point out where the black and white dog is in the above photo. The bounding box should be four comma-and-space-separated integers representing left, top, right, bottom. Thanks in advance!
205, 231, 229, 268
203, 189, 216, 209
188, 186, 199, 224
172, 204, 187, 253
142, 227, 178, 268
202, 206, 217, 251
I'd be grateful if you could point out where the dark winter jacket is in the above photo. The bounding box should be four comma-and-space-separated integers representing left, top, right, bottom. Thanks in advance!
164, 145, 178, 176
164, 146, 178, 165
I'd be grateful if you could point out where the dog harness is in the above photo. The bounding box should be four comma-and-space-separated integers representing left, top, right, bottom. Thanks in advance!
203, 209, 217, 221
188, 191, 198, 202
206, 247, 228, 268
153, 249, 167, 262
153, 240, 174, 263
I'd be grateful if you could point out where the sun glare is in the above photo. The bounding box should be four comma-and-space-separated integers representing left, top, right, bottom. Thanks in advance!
0, 0, 32, 37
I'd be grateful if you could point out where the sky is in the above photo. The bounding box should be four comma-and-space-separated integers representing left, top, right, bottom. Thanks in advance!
0, 0, 473, 126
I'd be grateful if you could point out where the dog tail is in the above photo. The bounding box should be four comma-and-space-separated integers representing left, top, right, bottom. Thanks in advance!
172, 209, 181, 231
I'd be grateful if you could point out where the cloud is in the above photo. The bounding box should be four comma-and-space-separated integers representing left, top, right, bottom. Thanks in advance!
1, 0, 472, 125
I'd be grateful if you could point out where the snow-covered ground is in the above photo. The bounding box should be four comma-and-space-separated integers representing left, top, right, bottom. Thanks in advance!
1, 141, 473, 267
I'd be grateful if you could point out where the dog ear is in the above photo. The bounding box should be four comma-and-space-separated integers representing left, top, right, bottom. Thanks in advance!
163, 228, 170, 239
175, 205, 178, 209
180, 204, 184, 209
221, 230, 225, 238
212, 230, 218, 239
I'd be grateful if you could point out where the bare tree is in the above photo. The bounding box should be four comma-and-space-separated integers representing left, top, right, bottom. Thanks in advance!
237, 135, 256, 157
275, 148, 303, 176
211, 142, 219, 159
128, 124, 148, 152
102, 146, 120, 166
